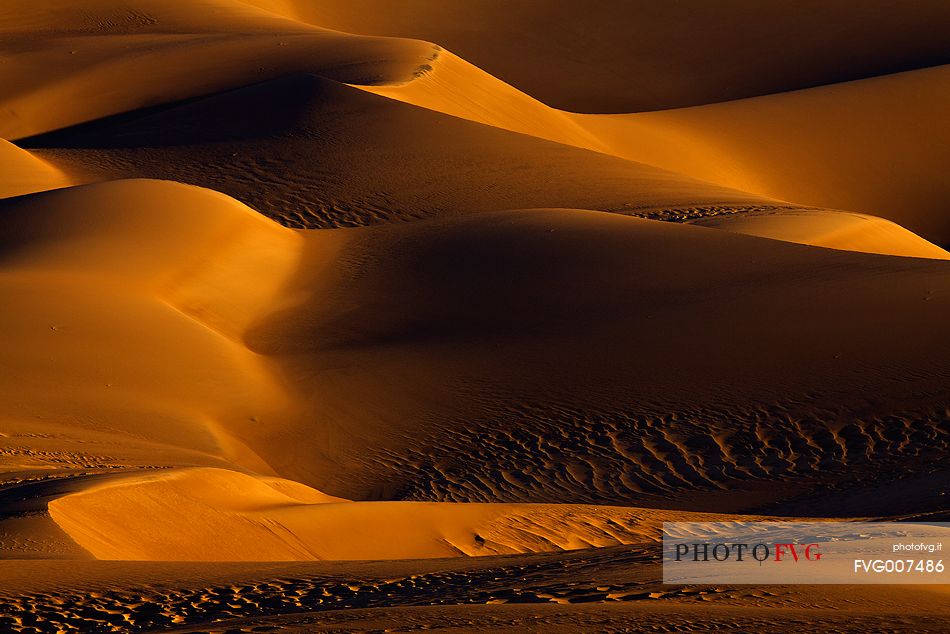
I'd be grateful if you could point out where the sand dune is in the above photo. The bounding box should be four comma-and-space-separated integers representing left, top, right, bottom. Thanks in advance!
0, 140, 72, 198
356, 49, 610, 154
49, 467, 745, 561
31, 18, 937, 254
689, 209, 950, 260
578, 65, 950, 246
25, 74, 776, 229
0, 180, 303, 488
248, 207, 950, 510
12, 1, 946, 248
352, 48, 950, 246
244, 0, 950, 112
1, 2, 948, 631
0, 0, 436, 139
3, 183, 947, 543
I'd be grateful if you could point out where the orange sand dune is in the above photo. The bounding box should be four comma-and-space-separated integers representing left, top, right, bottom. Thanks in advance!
0, 0, 436, 139
352, 50, 950, 246
579, 65, 950, 246
26, 74, 776, 229
0, 139, 71, 198
0, 180, 302, 482
49, 467, 754, 561
245, 0, 950, 112
1, 3, 948, 630
689, 209, 950, 261
2, 181, 947, 550
11, 0, 947, 249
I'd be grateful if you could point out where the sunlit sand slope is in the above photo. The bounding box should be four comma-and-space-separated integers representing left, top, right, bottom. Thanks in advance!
3, 182, 947, 565
0, 140, 71, 198
579, 65, 950, 246
0, 0, 436, 139
690, 210, 950, 260
244, 0, 950, 112
27, 74, 774, 229
355, 50, 950, 246
49, 467, 761, 561
0, 180, 302, 480
247, 207, 950, 511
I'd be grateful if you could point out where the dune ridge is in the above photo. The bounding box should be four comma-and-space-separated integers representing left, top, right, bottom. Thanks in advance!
49, 466, 762, 561
2, 181, 947, 567
0, 140, 72, 198
0, 0, 438, 140
1, 3, 948, 631
242, 0, 950, 112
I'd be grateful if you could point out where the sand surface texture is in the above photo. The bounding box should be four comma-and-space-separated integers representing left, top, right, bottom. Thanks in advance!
1, 1, 948, 632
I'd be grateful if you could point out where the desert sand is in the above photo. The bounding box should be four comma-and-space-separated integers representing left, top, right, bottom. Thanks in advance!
1, 1, 948, 632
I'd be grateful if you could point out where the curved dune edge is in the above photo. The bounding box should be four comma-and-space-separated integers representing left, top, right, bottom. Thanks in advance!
0, 179, 312, 474
244, 0, 950, 113
688, 210, 950, 260
355, 49, 610, 155
6, 1, 946, 244
576, 65, 950, 245
48, 467, 775, 561
351, 46, 950, 245
0, 139, 72, 198
0, 0, 437, 140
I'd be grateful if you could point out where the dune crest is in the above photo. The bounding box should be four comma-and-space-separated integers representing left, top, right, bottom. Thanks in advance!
242, 0, 950, 112
0, 0, 436, 139
0, 139, 72, 198
1, 3, 948, 629
689, 210, 950, 260
0, 180, 309, 483
356, 49, 609, 155
578, 65, 950, 245
49, 467, 775, 561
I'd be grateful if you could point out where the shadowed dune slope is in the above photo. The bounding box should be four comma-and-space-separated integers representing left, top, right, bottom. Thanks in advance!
0, 0, 437, 139
25, 74, 776, 229
11, 0, 947, 249
346, 50, 950, 247
2, 183, 947, 559
244, 0, 950, 112
246, 207, 950, 510
1, 4, 948, 630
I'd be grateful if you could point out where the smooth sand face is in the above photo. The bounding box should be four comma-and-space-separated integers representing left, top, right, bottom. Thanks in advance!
0, 140, 72, 198
245, 0, 950, 112
0, 1, 947, 632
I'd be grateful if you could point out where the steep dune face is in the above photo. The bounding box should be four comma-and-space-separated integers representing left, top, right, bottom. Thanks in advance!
0, 180, 304, 479
26, 27, 944, 252
4, 182, 948, 564
689, 210, 950, 261
26, 74, 775, 229
0, 140, 71, 198
247, 208, 950, 510
1, 2, 949, 630
243, 0, 950, 112
48, 467, 685, 561
579, 65, 950, 246
0, 0, 436, 139
356, 50, 610, 154
350, 49, 950, 247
